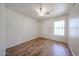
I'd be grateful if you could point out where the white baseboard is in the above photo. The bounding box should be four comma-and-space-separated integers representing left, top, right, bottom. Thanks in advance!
6, 35, 39, 49
68, 45, 75, 56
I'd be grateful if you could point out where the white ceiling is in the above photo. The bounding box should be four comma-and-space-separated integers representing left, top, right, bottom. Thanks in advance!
5, 3, 73, 20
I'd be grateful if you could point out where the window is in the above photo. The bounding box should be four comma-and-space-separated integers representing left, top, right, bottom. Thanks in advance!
69, 18, 79, 37
54, 20, 64, 36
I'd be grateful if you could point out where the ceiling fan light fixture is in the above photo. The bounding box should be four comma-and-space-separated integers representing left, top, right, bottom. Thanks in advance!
39, 7, 44, 16
40, 12, 43, 16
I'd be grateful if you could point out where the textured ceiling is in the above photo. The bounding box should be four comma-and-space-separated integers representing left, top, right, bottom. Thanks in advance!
5, 3, 73, 20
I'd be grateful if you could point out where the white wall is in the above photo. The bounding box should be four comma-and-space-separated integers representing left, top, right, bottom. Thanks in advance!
0, 4, 5, 56
40, 15, 68, 43
5, 8, 40, 48
68, 4, 79, 56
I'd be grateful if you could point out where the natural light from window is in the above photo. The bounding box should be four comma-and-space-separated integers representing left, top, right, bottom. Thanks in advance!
54, 20, 64, 36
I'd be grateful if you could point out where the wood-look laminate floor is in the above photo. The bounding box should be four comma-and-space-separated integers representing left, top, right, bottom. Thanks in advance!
6, 37, 72, 56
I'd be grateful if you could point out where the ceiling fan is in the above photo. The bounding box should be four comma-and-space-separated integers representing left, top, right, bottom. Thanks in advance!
38, 4, 51, 16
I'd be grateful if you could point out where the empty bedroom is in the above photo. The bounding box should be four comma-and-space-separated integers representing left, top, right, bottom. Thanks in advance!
0, 3, 79, 56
